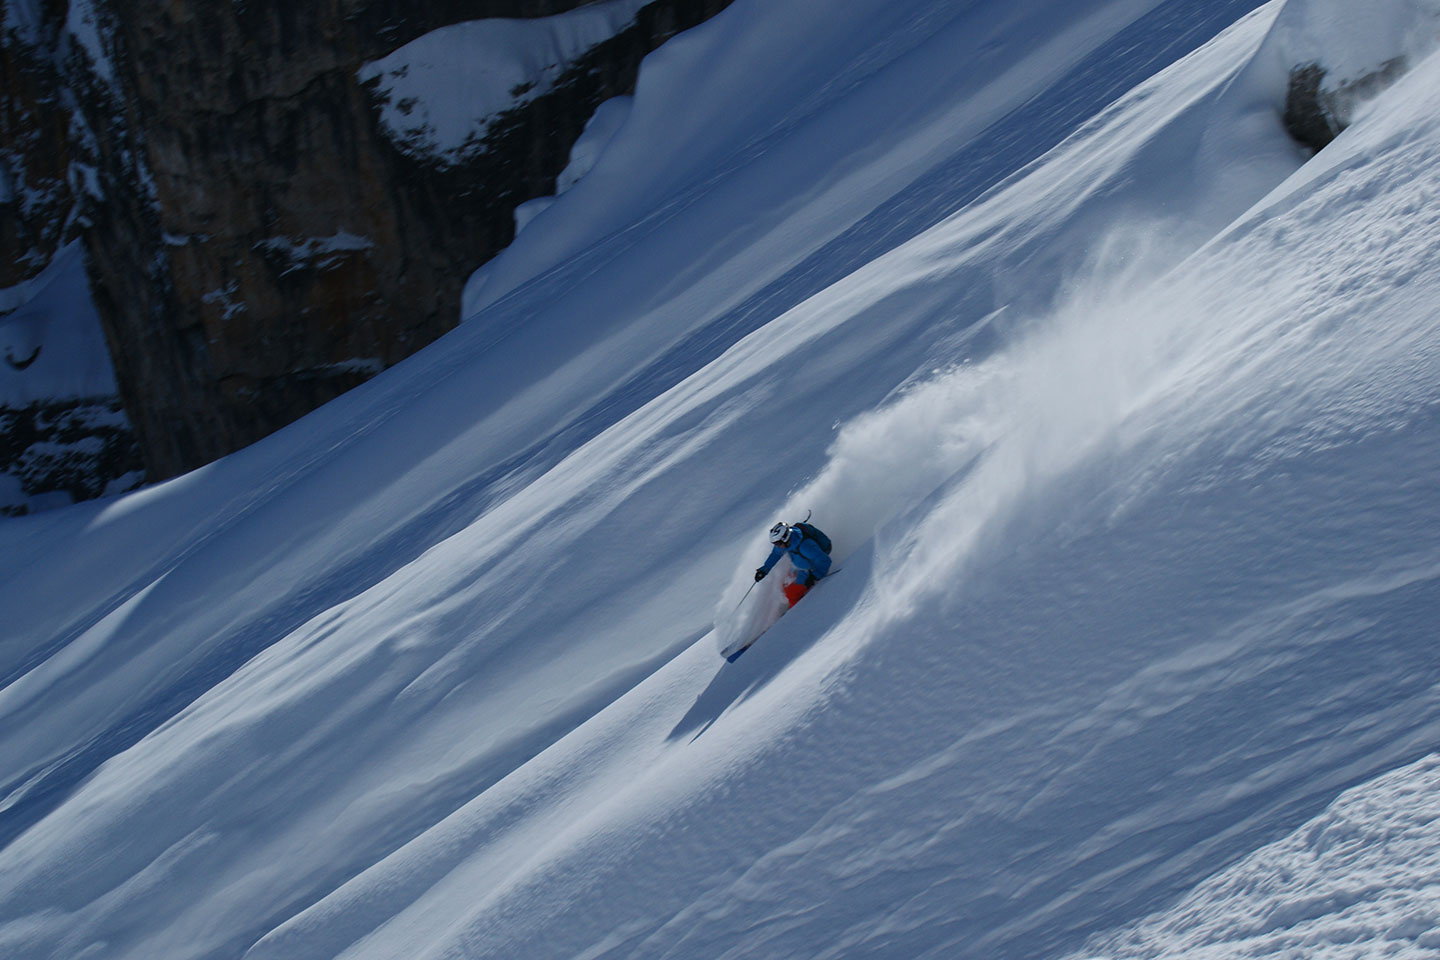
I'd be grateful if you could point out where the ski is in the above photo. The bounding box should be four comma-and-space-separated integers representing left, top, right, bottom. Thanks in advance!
721, 568, 840, 662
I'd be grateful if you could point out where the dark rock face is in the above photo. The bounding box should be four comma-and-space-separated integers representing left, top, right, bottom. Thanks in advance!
1283, 57, 1408, 153
1282, 63, 1337, 154
0, 397, 143, 515
0, 0, 75, 290
60, 0, 734, 482
0, 3, 142, 513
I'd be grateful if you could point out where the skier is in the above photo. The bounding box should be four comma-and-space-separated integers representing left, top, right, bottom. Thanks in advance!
754, 520, 833, 607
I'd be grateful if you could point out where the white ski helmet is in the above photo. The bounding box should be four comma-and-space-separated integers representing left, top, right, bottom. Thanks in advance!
769, 522, 790, 544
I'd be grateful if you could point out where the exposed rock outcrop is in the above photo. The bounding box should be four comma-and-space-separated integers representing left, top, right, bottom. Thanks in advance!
1283, 57, 1407, 152
0, 4, 141, 513
1, 0, 734, 496
0, 0, 74, 290
1266, 0, 1440, 153
0, 396, 142, 515
77, 0, 734, 482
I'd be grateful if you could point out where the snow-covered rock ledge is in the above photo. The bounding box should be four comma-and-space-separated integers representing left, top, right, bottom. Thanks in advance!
1261, 0, 1440, 150
358, 0, 650, 168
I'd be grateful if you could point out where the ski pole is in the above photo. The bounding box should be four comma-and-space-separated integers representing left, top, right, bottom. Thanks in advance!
731, 580, 758, 614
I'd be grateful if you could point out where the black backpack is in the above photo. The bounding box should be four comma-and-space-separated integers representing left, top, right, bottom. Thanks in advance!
793, 521, 832, 555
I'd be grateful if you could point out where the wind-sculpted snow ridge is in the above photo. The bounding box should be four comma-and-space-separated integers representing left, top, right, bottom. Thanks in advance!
6, 1, 1440, 959
649, 14, 1440, 959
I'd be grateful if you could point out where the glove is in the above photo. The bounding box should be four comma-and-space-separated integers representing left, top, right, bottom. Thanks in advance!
754, 567, 767, 582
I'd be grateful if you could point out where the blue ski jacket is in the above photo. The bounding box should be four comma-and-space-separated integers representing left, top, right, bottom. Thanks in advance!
760, 528, 832, 582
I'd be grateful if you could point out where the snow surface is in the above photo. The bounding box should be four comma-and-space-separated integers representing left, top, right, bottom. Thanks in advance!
556, 95, 632, 195
0, 241, 118, 405
1072, 755, 1440, 958
4, 0, 1440, 958
63, 0, 113, 84
1261, 0, 1440, 84
513, 95, 635, 238
358, 0, 649, 167
256, 231, 376, 277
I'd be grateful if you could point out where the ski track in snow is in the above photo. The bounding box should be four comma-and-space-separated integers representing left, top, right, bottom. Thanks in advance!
5, 0, 1440, 958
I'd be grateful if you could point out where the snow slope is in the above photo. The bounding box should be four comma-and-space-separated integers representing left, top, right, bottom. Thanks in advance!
4, 0, 1440, 958
0, 241, 118, 405
1073, 755, 1440, 958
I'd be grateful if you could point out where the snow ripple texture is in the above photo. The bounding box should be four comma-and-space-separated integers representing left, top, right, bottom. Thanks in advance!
1073, 756, 1440, 959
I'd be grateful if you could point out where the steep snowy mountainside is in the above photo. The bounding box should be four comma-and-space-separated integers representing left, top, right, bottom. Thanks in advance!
461, 0, 1271, 316
310, 11, 1440, 957
4, 0, 1440, 958
1054, 47, 1440, 955
0, 0, 1275, 860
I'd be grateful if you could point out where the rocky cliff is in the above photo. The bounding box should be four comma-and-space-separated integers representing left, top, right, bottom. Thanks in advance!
0, 2, 142, 514
1, 0, 731, 497
0, 0, 73, 291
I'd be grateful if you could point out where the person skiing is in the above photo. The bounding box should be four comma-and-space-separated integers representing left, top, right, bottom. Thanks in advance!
755, 519, 832, 606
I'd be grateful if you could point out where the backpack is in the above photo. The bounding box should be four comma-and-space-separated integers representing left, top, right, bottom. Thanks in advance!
793, 521, 832, 555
